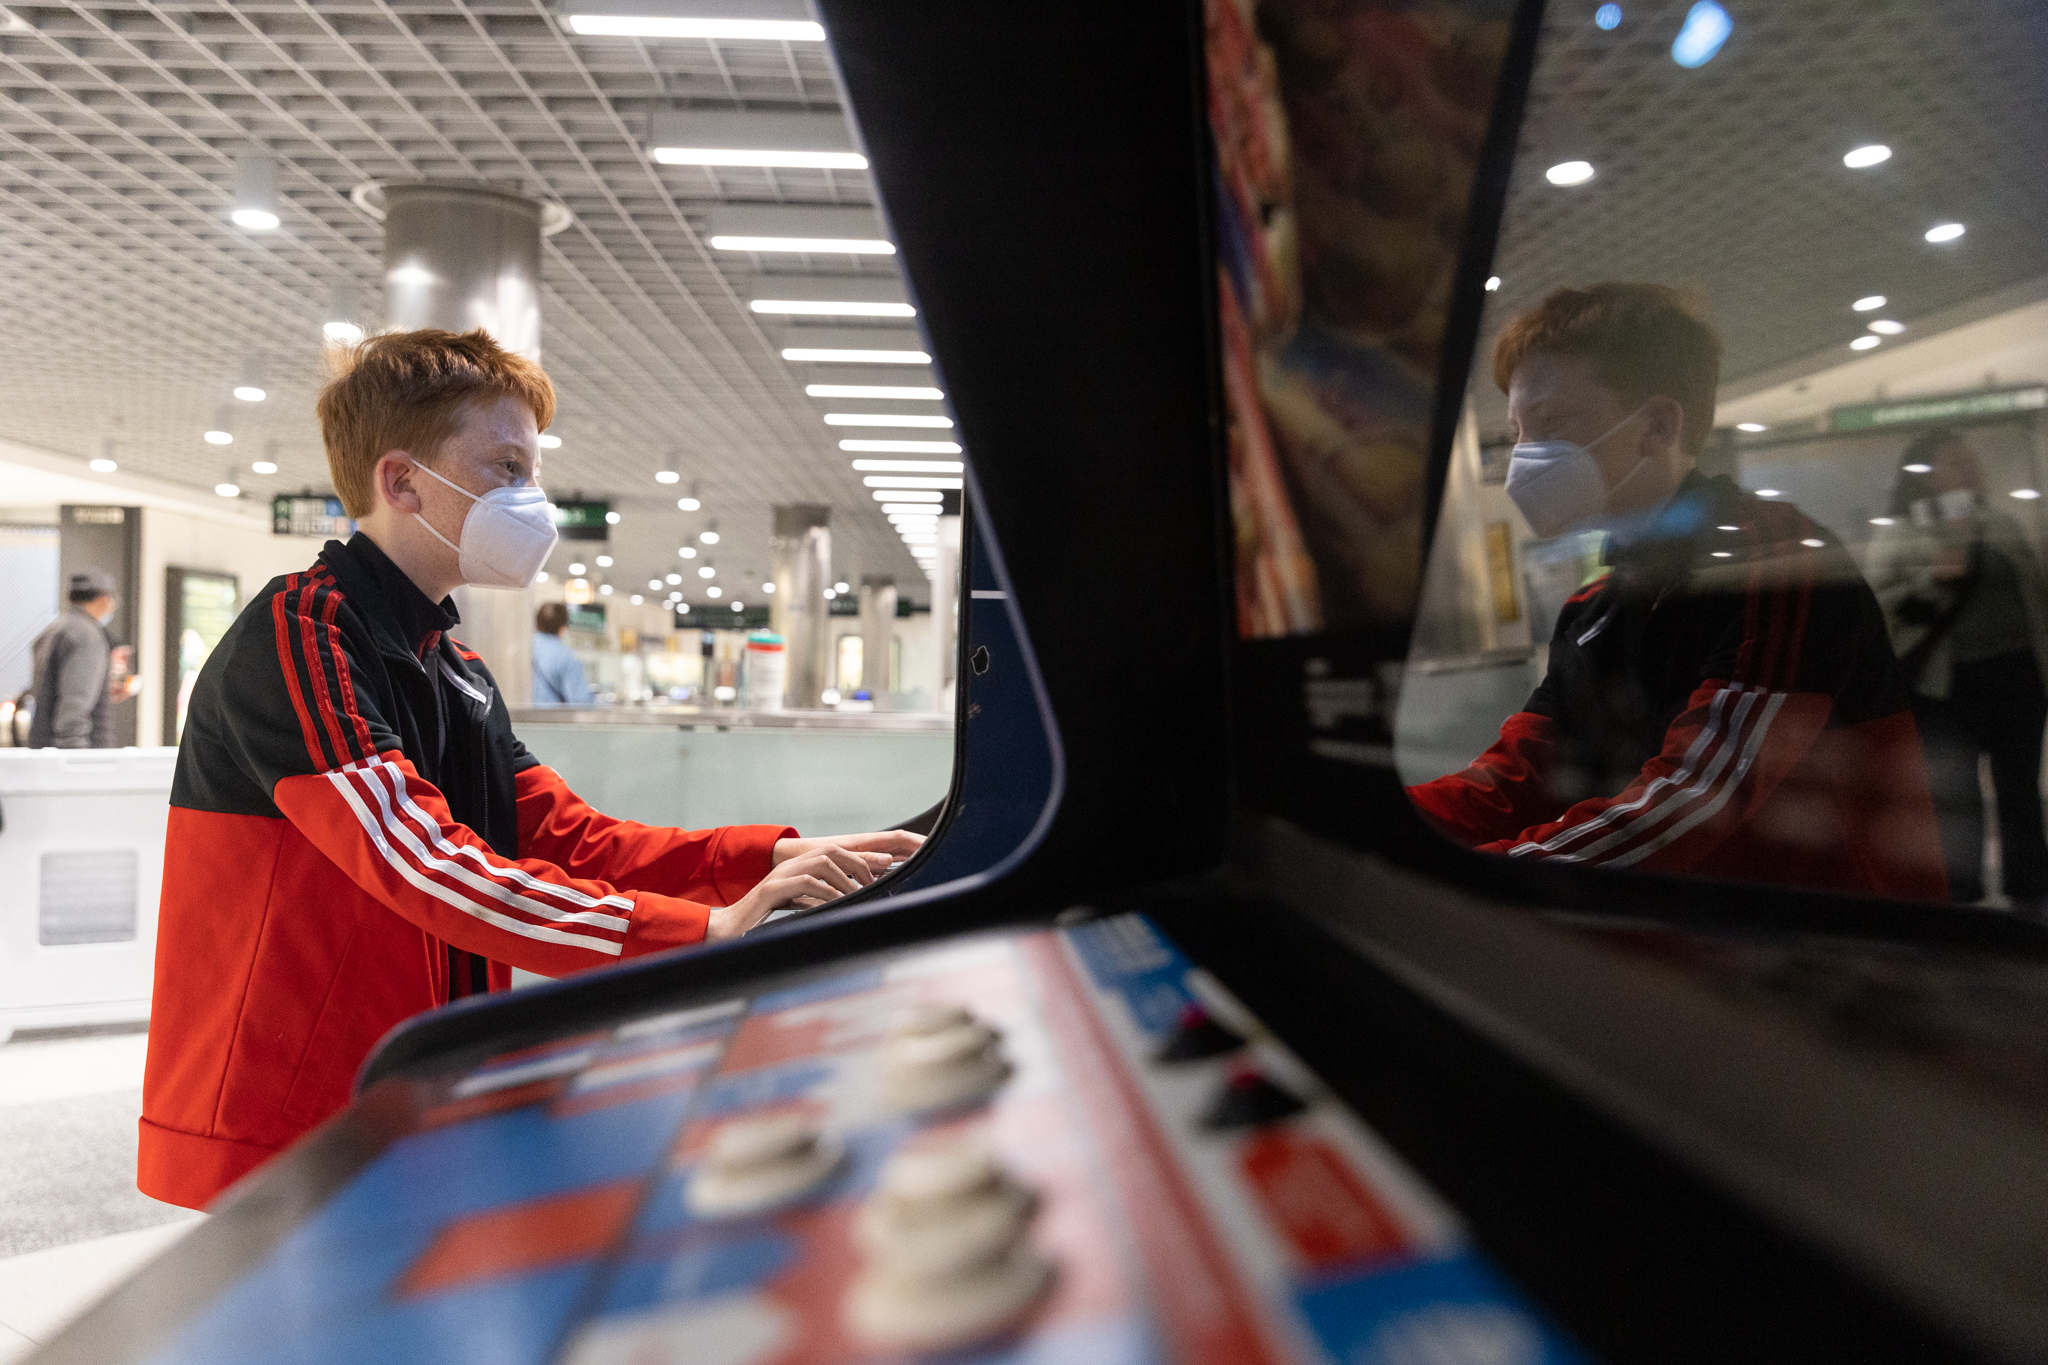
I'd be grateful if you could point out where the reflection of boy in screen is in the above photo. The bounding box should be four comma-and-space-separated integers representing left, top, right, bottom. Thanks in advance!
1408, 284, 1945, 899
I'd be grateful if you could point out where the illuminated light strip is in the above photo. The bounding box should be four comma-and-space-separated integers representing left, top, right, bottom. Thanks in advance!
566, 15, 825, 40
874, 489, 942, 502
654, 148, 867, 169
823, 412, 950, 426
783, 347, 929, 364
808, 384, 943, 399
711, 236, 895, 254
755, 301, 915, 318
863, 475, 963, 489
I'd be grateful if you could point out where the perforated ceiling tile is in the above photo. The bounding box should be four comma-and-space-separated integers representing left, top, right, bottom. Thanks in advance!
0, 1, 931, 601
1471, 0, 2048, 438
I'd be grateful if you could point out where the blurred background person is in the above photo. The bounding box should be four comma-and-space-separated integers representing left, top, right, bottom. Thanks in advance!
1868, 428, 2048, 910
532, 599, 593, 705
27, 567, 124, 748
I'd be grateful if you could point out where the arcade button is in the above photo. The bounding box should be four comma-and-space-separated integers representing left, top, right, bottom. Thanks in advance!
845, 1138, 1054, 1353
1153, 1002, 1246, 1063
881, 1002, 1012, 1114
1199, 1063, 1307, 1130
685, 1111, 844, 1218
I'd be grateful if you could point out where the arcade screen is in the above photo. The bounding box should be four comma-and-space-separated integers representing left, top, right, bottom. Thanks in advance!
1214, 0, 2048, 914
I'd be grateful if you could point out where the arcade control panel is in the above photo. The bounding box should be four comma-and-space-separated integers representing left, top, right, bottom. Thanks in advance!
78, 916, 1590, 1365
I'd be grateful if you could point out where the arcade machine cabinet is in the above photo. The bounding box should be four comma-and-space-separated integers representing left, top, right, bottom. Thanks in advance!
35, 4, 2048, 1364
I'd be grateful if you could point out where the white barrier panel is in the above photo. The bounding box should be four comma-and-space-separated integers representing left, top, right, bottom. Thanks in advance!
0, 747, 176, 1044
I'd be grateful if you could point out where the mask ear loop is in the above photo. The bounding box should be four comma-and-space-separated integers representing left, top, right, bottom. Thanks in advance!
1587, 405, 1657, 507
406, 458, 475, 555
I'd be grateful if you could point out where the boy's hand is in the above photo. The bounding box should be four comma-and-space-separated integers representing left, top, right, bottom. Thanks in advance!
706, 831, 927, 939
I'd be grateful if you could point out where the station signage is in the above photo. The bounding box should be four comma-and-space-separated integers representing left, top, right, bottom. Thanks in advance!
552, 500, 611, 542
1830, 385, 2047, 433
272, 494, 353, 537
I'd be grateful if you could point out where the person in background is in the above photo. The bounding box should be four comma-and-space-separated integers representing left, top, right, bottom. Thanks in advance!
1866, 428, 2048, 910
532, 599, 593, 705
27, 568, 122, 748
1408, 283, 1945, 899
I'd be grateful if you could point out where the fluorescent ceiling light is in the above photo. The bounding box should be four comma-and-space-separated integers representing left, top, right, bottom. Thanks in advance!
1843, 144, 1891, 168
1545, 160, 1595, 186
825, 413, 951, 428
808, 384, 944, 400
657, 148, 866, 169
1852, 295, 1886, 311
880, 502, 943, 514
1850, 335, 1881, 350
566, 15, 823, 40
854, 461, 962, 475
783, 347, 929, 364
754, 300, 914, 317
875, 489, 943, 502
1925, 222, 1965, 243
845, 443, 962, 456
715, 235, 893, 254
864, 475, 963, 489
900, 534, 937, 545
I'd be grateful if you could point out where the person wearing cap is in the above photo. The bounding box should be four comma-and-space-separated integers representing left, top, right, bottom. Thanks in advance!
28, 568, 122, 749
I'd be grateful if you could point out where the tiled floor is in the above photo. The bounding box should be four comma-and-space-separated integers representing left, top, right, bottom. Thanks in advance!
0, 1028, 205, 1361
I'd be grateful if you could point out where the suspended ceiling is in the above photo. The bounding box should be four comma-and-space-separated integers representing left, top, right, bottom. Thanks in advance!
0, 0, 932, 604
1468, 0, 2048, 442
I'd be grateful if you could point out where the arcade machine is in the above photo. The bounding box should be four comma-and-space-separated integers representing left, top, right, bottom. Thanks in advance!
35, 3, 2048, 1364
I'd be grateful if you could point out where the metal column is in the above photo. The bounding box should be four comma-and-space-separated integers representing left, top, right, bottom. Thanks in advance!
858, 574, 897, 698
769, 505, 832, 710
381, 182, 544, 360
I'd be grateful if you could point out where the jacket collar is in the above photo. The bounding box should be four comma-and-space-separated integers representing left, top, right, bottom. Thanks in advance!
318, 532, 460, 662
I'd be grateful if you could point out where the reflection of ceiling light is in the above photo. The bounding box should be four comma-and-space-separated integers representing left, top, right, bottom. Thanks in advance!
2013, 489, 2043, 501
1756, 489, 1781, 497
251, 460, 278, 475
323, 320, 365, 343
864, 475, 963, 489
1670, 0, 1732, 67
1545, 160, 1595, 186
1850, 335, 1881, 350
753, 300, 914, 317
205, 429, 233, 445
1594, 3, 1622, 29
782, 347, 928, 364
234, 385, 266, 402
539, 433, 562, 448
1870, 517, 1896, 526
1843, 144, 1892, 169
566, 15, 824, 41
716, 236, 894, 254
1485, 276, 1501, 290
1852, 295, 1886, 311
1925, 222, 1965, 243
215, 481, 241, 497
1868, 319, 1905, 335
825, 413, 952, 428
90, 458, 116, 473
807, 384, 944, 400
656, 469, 680, 483
1801, 538, 1825, 549
1736, 422, 1766, 433
877, 490, 944, 502
1903, 463, 1933, 473
657, 148, 865, 169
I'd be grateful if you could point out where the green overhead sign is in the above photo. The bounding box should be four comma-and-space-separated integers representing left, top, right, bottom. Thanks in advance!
552, 500, 611, 541
1830, 385, 2047, 432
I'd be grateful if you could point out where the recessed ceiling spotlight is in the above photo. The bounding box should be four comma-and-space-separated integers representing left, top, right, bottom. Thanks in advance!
1736, 422, 1767, 433
537, 571, 550, 583
1868, 319, 1905, 335
680, 546, 698, 559
666, 573, 682, 584
230, 153, 280, 231
1850, 335, 1882, 350
204, 429, 233, 445
569, 562, 587, 575
762, 581, 777, 593
599, 584, 613, 596
606, 511, 620, 524
595, 555, 613, 566
823, 587, 837, 600
566, 14, 824, 41
215, 481, 241, 498
731, 601, 746, 612
706, 585, 723, 598
90, 458, 117, 473
1925, 222, 1965, 243
648, 579, 663, 590
539, 433, 562, 448
699, 529, 720, 544
678, 496, 701, 511
234, 385, 266, 402
698, 565, 716, 579
1545, 160, 1595, 186
834, 581, 850, 593
630, 594, 643, 604
656, 469, 680, 483
1843, 144, 1892, 169
251, 460, 278, 474
1852, 295, 1886, 312
323, 320, 365, 343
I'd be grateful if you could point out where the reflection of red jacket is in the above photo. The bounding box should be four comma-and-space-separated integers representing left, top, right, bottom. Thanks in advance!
1410, 475, 1946, 901
141, 536, 792, 1210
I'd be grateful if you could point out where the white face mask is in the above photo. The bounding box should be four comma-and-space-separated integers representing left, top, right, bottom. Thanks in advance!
409, 460, 560, 589
1504, 406, 1650, 539
1910, 488, 1980, 528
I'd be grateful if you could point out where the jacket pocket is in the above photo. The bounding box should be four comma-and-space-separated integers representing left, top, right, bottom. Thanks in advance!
277, 922, 366, 1128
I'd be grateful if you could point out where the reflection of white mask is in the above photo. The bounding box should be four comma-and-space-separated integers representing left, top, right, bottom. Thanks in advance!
410, 460, 559, 589
1910, 489, 1980, 528
1504, 407, 1648, 538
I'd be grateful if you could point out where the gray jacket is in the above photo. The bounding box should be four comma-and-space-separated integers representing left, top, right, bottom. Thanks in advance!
28, 605, 113, 748
1863, 508, 2048, 701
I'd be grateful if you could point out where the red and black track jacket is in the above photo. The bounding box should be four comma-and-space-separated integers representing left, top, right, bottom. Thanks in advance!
1410, 473, 1946, 900
141, 534, 793, 1209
